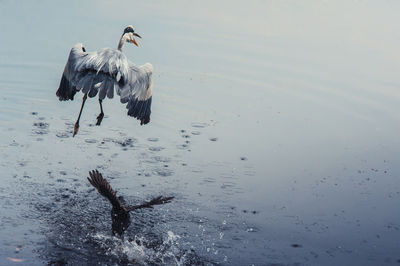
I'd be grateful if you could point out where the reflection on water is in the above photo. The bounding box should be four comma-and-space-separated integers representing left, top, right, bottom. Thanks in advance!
1, 0, 400, 265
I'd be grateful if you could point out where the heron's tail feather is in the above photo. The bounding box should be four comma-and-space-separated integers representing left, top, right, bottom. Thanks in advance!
98, 78, 115, 100
76, 72, 95, 95
73, 71, 116, 99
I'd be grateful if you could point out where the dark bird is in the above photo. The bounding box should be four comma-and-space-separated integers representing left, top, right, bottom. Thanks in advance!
56, 25, 154, 137
87, 170, 173, 237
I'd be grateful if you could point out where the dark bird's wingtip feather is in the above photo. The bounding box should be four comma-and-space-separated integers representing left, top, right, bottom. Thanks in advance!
88, 170, 173, 214
87, 169, 121, 208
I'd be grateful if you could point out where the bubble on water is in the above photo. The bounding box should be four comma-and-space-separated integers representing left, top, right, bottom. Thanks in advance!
114, 138, 136, 148
191, 122, 208, 128
10, 140, 19, 146
147, 156, 170, 164
246, 227, 259, 233
33, 122, 49, 129
177, 144, 189, 149
32, 122, 49, 135
56, 132, 70, 138
154, 168, 174, 177
149, 146, 165, 152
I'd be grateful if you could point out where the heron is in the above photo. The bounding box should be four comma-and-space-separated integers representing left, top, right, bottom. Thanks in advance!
87, 170, 174, 237
56, 26, 154, 137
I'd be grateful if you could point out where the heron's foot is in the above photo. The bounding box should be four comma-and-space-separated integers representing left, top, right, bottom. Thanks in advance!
73, 122, 79, 137
96, 112, 104, 126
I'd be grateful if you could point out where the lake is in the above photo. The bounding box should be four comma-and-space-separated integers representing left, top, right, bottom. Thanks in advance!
0, 0, 400, 265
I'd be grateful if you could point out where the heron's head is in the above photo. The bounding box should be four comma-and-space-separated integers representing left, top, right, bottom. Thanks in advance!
122, 25, 142, 47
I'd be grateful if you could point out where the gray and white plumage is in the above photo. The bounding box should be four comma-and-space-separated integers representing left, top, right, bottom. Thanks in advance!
56, 26, 153, 125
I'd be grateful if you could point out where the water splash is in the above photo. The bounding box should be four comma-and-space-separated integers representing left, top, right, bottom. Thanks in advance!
90, 231, 201, 266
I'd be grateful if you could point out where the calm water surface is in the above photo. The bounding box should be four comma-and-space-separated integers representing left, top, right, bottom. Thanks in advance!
1, 1, 400, 265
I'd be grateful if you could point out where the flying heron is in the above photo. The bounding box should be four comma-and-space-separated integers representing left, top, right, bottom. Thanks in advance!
87, 170, 174, 237
56, 26, 154, 137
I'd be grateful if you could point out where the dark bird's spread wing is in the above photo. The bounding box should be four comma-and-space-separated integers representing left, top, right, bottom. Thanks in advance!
87, 170, 127, 211
57, 43, 154, 125
125, 195, 174, 211
88, 170, 174, 213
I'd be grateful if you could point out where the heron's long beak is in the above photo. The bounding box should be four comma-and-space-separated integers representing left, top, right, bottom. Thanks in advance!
131, 38, 139, 47
131, 33, 141, 47
128, 33, 141, 47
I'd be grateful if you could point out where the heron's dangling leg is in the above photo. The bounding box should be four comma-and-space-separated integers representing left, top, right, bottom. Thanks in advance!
73, 93, 88, 137
96, 99, 104, 126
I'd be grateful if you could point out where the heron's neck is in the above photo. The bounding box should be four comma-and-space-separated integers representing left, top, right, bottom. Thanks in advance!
118, 35, 128, 51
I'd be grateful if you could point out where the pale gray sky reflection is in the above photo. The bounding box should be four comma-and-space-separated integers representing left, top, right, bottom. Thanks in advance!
0, 0, 399, 265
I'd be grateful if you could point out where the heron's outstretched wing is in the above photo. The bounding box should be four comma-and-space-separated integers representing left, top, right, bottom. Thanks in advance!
118, 63, 154, 125
57, 43, 154, 125
87, 170, 127, 211
56, 43, 85, 101
125, 195, 174, 211
56, 43, 130, 101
